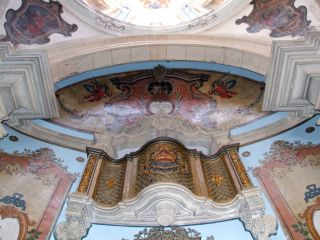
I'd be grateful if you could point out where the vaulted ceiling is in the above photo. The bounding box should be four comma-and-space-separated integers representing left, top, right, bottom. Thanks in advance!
0, 0, 320, 156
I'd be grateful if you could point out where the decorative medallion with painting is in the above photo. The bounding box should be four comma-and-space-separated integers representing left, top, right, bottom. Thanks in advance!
79, 138, 251, 207
236, 0, 310, 37
253, 141, 320, 239
1, 0, 78, 45
55, 65, 267, 134
0, 149, 76, 239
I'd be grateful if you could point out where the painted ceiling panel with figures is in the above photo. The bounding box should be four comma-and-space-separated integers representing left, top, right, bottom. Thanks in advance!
81, 0, 226, 26
53, 65, 269, 134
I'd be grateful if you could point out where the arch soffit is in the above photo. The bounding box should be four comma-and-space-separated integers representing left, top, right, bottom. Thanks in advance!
45, 35, 272, 83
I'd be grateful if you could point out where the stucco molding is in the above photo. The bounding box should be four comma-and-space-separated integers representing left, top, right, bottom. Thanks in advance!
46, 35, 272, 83
94, 111, 229, 157
14, 120, 93, 152
11, 116, 308, 156
263, 31, 320, 116
59, 0, 251, 35
0, 98, 8, 138
229, 116, 307, 146
0, 43, 59, 127
55, 183, 276, 240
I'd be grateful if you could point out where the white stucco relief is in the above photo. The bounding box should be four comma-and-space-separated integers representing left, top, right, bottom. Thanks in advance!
55, 183, 277, 240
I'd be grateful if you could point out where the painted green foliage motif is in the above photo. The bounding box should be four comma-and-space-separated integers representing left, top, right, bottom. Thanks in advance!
292, 221, 312, 240
123, 227, 215, 240
26, 229, 42, 240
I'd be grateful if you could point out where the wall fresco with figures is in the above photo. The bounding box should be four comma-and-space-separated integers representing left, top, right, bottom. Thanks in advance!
236, 0, 311, 37
54, 65, 267, 134
1, 0, 77, 45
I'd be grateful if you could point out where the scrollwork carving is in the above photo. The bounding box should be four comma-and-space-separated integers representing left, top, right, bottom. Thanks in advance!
240, 189, 277, 240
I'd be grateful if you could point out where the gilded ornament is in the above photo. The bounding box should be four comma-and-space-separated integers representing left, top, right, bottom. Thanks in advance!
211, 175, 224, 186
202, 156, 237, 202
230, 150, 252, 188
93, 160, 126, 207
78, 155, 97, 193
135, 142, 195, 195
106, 177, 115, 189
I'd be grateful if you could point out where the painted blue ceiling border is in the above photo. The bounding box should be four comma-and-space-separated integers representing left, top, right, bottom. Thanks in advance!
54, 61, 265, 91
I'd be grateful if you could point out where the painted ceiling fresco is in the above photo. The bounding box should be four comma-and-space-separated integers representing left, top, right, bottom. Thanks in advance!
54, 66, 268, 134
82, 0, 225, 26
1, 0, 77, 45
236, 0, 310, 38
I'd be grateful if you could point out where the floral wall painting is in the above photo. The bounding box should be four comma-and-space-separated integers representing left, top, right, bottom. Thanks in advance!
0, 148, 76, 240
236, 0, 311, 38
55, 65, 267, 134
1, 0, 78, 45
253, 141, 320, 240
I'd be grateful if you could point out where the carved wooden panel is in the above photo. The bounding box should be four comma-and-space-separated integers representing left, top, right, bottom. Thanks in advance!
81, 138, 252, 207
135, 142, 195, 195
92, 160, 126, 207
201, 156, 237, 202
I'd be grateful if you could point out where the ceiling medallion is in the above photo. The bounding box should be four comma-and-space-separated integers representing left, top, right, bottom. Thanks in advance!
76, 156, 85, 162
1, 0, 78, 45
236, 0, 310, 37
305, 127, 315, 133
241, 151, 251, 157
9, 135, 19, 142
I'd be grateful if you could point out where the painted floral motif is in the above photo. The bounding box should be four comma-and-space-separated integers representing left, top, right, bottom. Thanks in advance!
236, 0, 311, 37
0, 148, 76, 239
1, 0, 77, 45
253, 141, 320, 240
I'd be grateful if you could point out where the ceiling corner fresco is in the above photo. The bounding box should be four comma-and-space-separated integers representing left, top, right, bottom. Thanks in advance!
236, 0, 311, 38
1, 0, 78, 45
53, 65, 269, 134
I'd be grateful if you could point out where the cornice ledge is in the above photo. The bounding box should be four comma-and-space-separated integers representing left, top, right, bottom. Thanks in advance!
0, 43, 59, 126
263, 31, 320, 116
